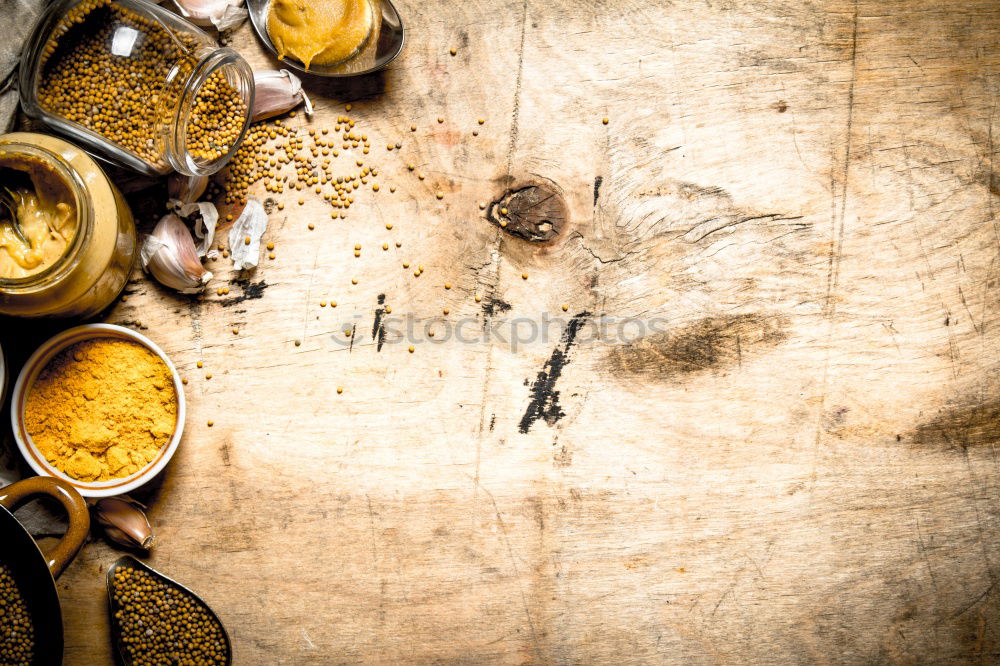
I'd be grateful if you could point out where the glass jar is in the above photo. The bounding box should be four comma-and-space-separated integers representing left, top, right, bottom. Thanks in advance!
19, 0, 255, 178
0, 132, 136, 319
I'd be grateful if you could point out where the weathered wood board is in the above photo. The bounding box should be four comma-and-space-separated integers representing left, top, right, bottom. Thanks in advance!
3, 0, 1000, 663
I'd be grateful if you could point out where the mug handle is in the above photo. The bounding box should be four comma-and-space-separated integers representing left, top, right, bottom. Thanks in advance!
0, 476, 90, 578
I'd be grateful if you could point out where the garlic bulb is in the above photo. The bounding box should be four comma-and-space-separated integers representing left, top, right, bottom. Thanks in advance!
141, 214, 213, 293
228, 198, 268, 270
172, 0, 247, 30
252, 70, 313, 122
93, 497, 155, 551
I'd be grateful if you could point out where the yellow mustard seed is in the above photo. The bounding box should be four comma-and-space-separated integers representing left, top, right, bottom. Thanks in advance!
478, 118, 485, 125
437, 117, 444, 123
382, 243, 389, 250
351, 278, 358, 285
443, 308, 450, 315
561, 304, 569, 311
602, 117, 609, 124
386, 223, 393, 230
450, 47, 457, 55
410, 124, 416, 131
337, 387, 343, 394
436, 192, 444, 199
475, 295, 482, 303
444, 283, 451, 289
205, 373, 213, 379
354, 251, 360, 257
207, 420, 214, 427
521, 273, 528, 280
232, 328, 239, 335
294, 340, 301, 346
267, 242, 275, 250
500, 207, 508, 215
308, 223, 315, 230
408, 346, 414, 353
345, 104, 352, 111
244, 236, 251, 245
269, 252, 276, 259
373, 184, 380, 191
384, 306, 392, 313
197, 361, 203, 368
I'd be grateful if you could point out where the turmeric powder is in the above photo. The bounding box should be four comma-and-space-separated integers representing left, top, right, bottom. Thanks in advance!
24, 338, 177, 482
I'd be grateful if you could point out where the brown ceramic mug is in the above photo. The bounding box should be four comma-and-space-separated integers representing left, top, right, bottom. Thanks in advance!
0, 475, 91, 664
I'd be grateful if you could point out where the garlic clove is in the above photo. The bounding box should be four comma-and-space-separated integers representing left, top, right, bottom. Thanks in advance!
172, 0, 247, 30
142, 213, 213, 293
93, 497, 155, 551
227, 198, 268, 270
251, 70, 313, 122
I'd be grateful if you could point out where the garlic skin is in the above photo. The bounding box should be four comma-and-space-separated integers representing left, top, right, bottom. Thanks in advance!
93, 497, 155, 551
172, 0, 247, 30
174, 201, 219, 259
167, 173, 209, 204
227, 198, 268, 270
141, 214, 213, 293
252, 70, 313, 122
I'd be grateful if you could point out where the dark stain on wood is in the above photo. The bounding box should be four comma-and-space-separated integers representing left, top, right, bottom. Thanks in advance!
605, 313, 787, 379
372, 293, 387, 352
219, 279, 268, 306
488, 183, 568, 242
775, 100, 788, 113
593, 176, 603, 206
482, 295, 512, 317
519, 312, 590, 433
912, 399, 1000, 449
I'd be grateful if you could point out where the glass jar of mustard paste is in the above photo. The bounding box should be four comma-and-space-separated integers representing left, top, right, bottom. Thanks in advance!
19, 0, 254, 177
0, 132, 136, 319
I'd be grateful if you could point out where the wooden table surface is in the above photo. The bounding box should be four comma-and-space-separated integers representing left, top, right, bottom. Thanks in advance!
3, 0, 1000, 663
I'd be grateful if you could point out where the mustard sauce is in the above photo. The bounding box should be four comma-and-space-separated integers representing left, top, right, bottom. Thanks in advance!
0, 154, 77, 279
266, 0, 374, 70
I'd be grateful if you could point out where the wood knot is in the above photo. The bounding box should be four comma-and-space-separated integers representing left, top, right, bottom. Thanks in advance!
488, 183, 567, 242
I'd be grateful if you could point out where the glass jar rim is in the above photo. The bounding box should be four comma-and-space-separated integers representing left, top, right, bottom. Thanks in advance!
167, 47, 255, 177
0, 141, 93, 290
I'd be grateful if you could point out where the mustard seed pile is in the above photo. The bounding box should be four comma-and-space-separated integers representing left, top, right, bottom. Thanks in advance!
111, 565, 229, 665
0, 563, 33, 666
37, 0, 247, 167
221, 115, 380, 213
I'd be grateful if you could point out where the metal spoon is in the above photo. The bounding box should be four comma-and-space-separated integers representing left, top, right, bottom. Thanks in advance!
106, 556, 233, 666
0, 186, 30, 247
246, 0, 405, 77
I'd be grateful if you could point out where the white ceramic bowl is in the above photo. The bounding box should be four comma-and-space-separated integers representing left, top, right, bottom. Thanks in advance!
10, 324, 185, 498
